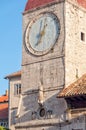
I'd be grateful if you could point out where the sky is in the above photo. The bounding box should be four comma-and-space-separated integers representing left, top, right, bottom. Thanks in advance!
0, 0, 27, 95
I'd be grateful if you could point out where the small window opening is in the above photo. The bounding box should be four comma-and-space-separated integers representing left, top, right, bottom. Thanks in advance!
81, 32, 85, 41
14, 83, 21, 95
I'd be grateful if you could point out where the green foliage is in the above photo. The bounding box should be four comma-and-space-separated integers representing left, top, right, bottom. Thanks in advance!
0, 126, 10, 130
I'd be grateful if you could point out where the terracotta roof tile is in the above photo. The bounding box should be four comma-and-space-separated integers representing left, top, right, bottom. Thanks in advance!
77, 0, 86, 9
25, 0, 57, 11
0, 95, 8, 103
5, 70, 21, 79
58, 73, 86, 98
24, 0, 86, 12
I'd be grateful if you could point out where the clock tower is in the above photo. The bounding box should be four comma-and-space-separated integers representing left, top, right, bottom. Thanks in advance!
17, 0, 86, 129
21, 0, 65, 129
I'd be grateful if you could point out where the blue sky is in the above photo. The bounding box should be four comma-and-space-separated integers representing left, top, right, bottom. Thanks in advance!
0, 0, 27, 95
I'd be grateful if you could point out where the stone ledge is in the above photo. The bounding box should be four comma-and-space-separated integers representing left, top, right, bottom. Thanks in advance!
15, 118, 71, 129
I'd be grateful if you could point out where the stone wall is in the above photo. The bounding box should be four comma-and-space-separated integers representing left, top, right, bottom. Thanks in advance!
65, 0, 86, 86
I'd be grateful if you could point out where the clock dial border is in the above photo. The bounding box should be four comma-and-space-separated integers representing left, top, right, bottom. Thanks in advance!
24, 12, 60, 56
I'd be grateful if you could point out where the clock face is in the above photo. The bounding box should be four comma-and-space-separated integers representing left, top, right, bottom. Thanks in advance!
25, 12, 60, 56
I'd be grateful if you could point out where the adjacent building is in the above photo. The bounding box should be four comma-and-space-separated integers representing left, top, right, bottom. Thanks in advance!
5, 71, 21, 129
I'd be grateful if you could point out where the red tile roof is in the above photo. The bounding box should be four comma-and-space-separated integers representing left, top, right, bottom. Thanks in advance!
0, 95, 8, 103
58, 74, 86, 98
77, 0, 86, 9
25, 0, 86, 11
24, 0, 86, 11
5, 70, 21, 79
0, 103, 8, 120
25, 0, 57, 11
0, 95, 8, 120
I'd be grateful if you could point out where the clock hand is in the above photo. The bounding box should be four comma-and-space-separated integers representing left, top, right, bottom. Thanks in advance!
35, 18, 47, 46
39, 20, 42, 32
35, 32, 43, 46
40, 17, 47, 36
35, 20, 43, 46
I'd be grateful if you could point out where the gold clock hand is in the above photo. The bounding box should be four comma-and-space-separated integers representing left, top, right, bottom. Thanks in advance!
36, 18, 47, 46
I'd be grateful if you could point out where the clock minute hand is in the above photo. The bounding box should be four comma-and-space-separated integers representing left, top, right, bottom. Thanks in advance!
35, 21, 43, 46
36, 18, 47, 46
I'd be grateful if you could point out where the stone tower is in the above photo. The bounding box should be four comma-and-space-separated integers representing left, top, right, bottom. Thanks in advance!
16, 0, 86, 130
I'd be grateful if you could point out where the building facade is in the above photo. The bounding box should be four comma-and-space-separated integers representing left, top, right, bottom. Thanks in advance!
6, 0, 86, 130
5, 71, 21, 130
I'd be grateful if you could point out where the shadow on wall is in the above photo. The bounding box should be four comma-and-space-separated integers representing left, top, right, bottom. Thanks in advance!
13, 88, 66, 123
10, 88, 86, 130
